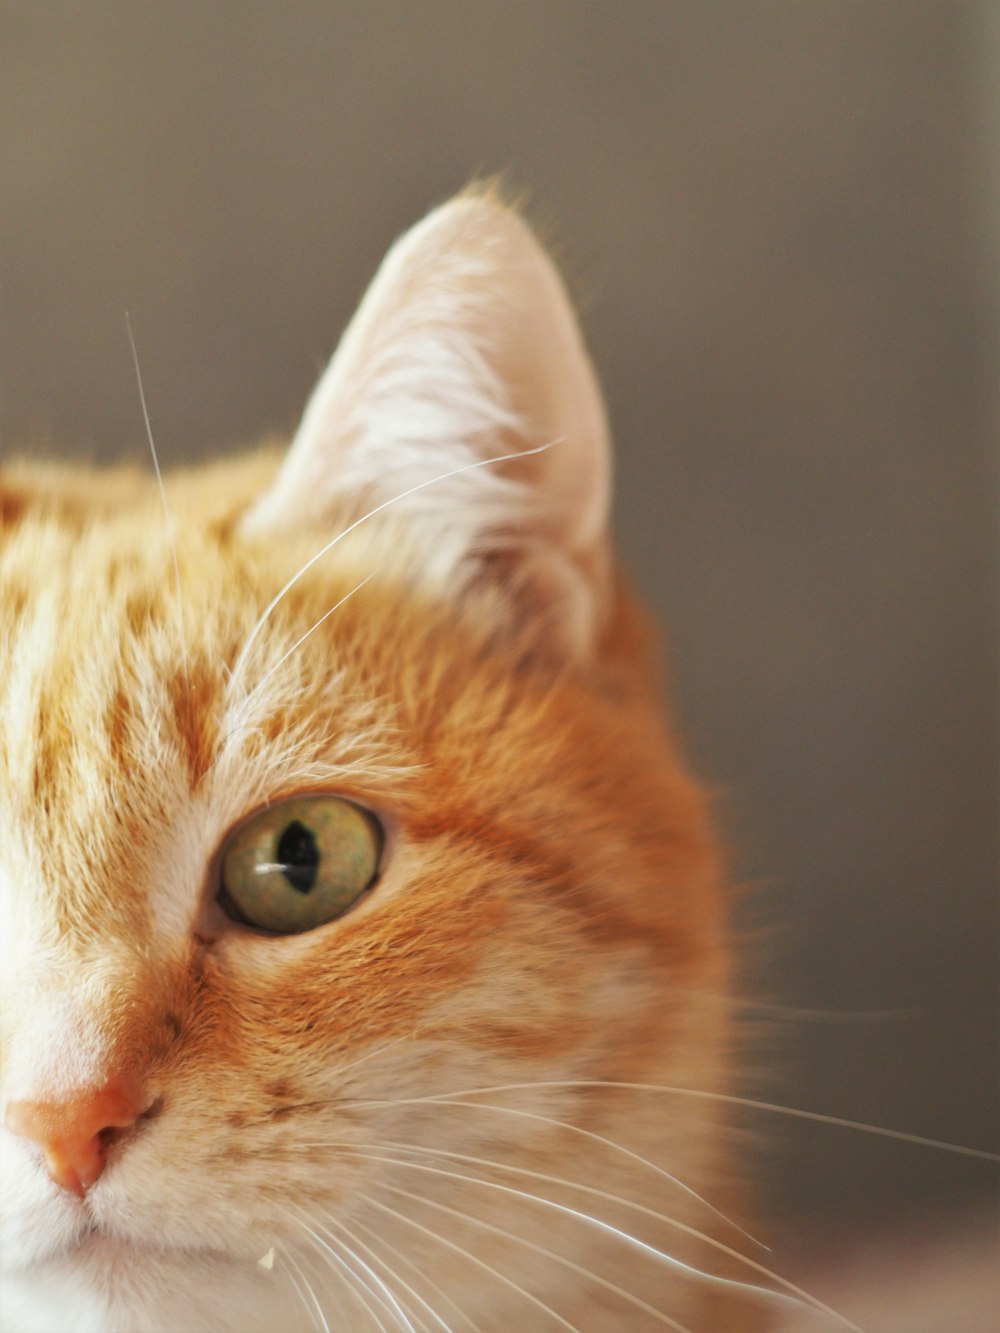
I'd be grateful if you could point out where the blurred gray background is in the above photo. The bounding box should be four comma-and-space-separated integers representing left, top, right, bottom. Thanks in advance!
3, 0, 997, 1248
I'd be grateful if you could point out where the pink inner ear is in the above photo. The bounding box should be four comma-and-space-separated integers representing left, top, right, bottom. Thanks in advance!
240, 192, 612, 658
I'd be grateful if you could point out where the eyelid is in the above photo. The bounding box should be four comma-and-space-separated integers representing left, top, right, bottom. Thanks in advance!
225, 788, 393, 836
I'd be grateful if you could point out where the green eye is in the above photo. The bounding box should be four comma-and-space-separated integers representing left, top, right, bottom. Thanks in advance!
219, 796, 383, 934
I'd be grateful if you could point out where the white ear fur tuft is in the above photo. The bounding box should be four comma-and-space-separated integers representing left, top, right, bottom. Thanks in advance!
243, 190, 612, 656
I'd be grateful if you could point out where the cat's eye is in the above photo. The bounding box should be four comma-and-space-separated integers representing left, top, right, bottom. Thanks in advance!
218, 796, 383, 934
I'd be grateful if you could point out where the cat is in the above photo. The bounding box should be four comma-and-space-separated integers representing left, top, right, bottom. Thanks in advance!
0, 187, 795, 1332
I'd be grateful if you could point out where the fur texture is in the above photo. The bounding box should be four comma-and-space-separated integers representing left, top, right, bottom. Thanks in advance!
0, 194, 772, 1331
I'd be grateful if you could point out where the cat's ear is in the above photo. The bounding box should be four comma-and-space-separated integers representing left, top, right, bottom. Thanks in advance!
242, 189, 611, 657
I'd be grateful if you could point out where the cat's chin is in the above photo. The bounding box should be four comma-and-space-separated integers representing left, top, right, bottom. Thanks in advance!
66, 1225, 215, 1266
3, 1232, 293, 1333
6, 1228, 221, 1286
48, 1225, 265, 1281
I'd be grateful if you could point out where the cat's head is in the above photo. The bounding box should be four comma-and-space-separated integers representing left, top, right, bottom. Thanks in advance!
0, 191, 738, 1332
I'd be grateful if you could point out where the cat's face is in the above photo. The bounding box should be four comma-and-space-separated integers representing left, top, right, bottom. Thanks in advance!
0, 194, 746, 1332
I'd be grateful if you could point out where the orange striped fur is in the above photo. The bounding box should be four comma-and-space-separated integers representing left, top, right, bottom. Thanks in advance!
0, 193, 765, 1331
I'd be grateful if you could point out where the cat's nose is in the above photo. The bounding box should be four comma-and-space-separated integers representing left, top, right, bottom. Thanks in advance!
4, 1080, 153, 1196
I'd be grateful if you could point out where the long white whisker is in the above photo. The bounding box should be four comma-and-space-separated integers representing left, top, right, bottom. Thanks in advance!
320, 1209, 444, 1333
335, 1141, 858, 1331
397, 1094, 765, 1249
125, 312, 188, 683
306, 1214, 417, 1333
377, 1179, 693, 1332
351, 1213, 480, 1333
331, 1037, 416, 1081
377, 1162, 787, 1316
363, 1191, 582, 1333
235, 569, 380, 724
286, 1208, 396, 1333
279, 1254, 322, 1333
229, 437, 560, 687
281, 1244, 331, 1333
351, 1080, 1000, 1162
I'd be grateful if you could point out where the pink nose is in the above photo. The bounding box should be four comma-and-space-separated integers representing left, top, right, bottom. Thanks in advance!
5, 1080, 151, 1196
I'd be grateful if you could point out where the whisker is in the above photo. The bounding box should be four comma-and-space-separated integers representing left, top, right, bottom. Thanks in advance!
125, 312, 188, 684
285, 1207, 399, 1333
282, 1269, 323, 1333
229, 437, 561, 688
351, 1080, 999, 1162
362, 1191, 582, 1332
281, 1244, 332, 1333
331, 1037, 417, 1082
319, 1209, 445, 1333
308, 1216, 417, 1333
291, 1210, 392, 1332
350, 1213, 481, 1333
334, 1141, 858, 1330
233, 569, 380, 727
376, 1179, 693, 1332
393, 1094, 766, 1250
667, 982, 921, 1024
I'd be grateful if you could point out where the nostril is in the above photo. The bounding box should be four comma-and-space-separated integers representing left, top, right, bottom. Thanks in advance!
77, 1095, 162, 1172
95, 1123, 119, 1154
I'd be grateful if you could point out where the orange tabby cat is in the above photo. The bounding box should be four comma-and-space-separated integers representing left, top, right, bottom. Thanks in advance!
0, 191, 780, 1331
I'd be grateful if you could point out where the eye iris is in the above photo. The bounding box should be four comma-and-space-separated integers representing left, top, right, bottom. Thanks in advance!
276, 820, 320, 894
219, 795, 383, 934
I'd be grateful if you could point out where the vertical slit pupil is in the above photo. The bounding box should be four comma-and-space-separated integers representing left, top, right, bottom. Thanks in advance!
277, 820, 320, 894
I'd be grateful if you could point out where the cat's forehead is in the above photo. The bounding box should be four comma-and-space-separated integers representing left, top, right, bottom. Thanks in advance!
0, 502, 411, 945
0, 515, 223, 776
0, 482, 368, 686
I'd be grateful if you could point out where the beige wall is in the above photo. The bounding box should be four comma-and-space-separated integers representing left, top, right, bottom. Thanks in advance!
3, 2, 996, 1228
